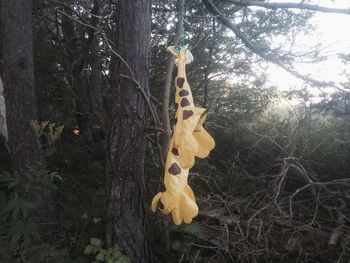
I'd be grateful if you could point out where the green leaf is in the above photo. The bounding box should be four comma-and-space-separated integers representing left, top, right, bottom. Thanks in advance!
7, 180, 19, 189
112, 250, 121, 259
90, 238, 101, 247
96, 253, 105, 261
84, 245, 94, 254
113, 245, 122, 252
81, 213, 88, 219
50, 172, 62, 181
117, 255, 131, 263
93, 218, 101, 224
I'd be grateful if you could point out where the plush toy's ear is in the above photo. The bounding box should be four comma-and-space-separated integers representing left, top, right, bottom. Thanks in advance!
193, 113, 215, 158
185, 49, 194, 64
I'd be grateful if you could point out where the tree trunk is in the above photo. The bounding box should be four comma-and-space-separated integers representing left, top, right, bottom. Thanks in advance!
61, 3, 92, 137
2, 0, 44, 172
2, 0, 58, 242
203, 68, 209, 108
0, 76, 7, 141
89, 0, 109, 132
106, 1, 151, 262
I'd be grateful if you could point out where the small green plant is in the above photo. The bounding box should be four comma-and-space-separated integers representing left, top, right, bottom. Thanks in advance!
31, 120, 64, 156
84, 238, 131, 263
0, 168, 63, 262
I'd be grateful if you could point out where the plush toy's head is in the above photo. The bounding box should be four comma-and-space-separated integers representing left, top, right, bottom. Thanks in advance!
166, 46, 194, 64
166, 45, 181, 57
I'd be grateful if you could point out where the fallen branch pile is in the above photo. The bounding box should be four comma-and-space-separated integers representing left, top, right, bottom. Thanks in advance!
180, 157, 350, 262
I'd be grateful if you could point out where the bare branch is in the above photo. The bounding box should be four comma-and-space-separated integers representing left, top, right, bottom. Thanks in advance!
202, 0, 345, 90
161, 16, 183, 157
228, 0, 350, 15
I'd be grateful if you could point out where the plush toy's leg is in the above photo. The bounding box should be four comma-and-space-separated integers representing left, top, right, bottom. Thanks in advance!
184, 184, 196, 202
172, 207, 183, 225
181, 185, 198, 224
151, 192, 163, 212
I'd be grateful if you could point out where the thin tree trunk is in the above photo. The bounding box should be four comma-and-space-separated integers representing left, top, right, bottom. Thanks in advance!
61, 4, 92, 137
89, 0, 109, 132
203, 17, 215, 108
203, 68, 209, 107
162, 15, 183, 156
0, 76, 7, 141
106, 1, 151, 262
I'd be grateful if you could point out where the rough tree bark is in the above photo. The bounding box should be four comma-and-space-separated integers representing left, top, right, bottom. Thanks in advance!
2, 0, 44, 171
0, 76, 7, 141
2, 0, 58, 242
89, 0, 109, 132
106, 1, 151, 262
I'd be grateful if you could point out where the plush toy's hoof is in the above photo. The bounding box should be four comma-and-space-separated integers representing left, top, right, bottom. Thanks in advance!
151, 185, 198, 225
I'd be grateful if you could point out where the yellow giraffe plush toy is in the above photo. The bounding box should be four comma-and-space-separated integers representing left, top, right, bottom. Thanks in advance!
170, 46, 215, 168
151, 46, 215, 225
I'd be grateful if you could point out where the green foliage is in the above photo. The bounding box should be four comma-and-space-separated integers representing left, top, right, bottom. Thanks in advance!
0, 168, 64, 262
84, 238, 130, 263
208, 90, 350, 192
50, 139, 106, 256
31, 120, 64, 156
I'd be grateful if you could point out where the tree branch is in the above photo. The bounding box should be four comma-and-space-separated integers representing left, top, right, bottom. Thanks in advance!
202, 0, 343, 89
161, 23, 182, 157
228, 0, 350, 15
